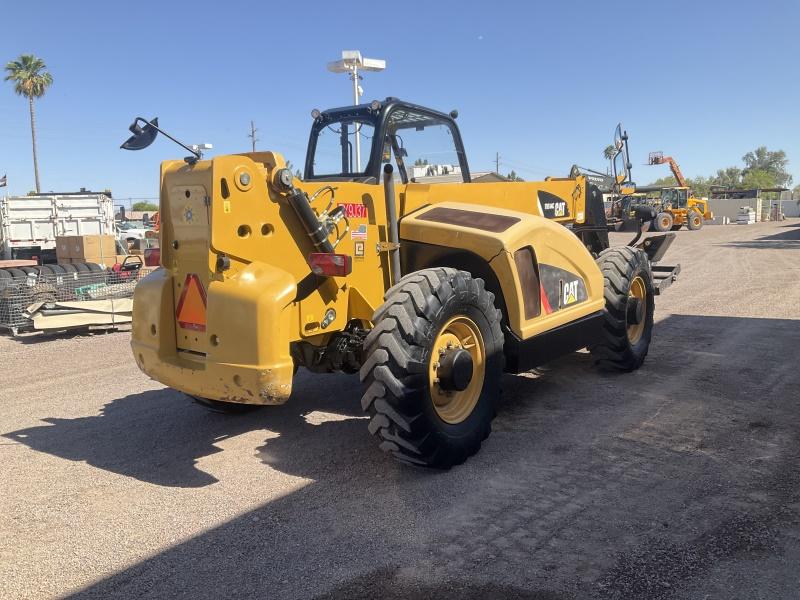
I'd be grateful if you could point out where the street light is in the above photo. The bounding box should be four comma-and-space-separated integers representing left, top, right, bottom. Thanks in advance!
327, 50, 386, 171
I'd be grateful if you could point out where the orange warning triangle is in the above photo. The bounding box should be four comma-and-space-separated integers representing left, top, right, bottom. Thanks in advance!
176, 274, 207, 331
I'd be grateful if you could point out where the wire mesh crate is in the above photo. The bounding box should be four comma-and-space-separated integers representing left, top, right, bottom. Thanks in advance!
0, 265, 150, 335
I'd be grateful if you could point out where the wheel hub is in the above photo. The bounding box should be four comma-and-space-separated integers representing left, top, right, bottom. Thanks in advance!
429, 316, 486, 425
436, 347, 474, 391
626, 275, 647, 344
627, 297, 644, 325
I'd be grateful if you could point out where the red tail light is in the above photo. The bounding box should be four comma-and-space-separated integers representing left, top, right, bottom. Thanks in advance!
144, 248, 160, 266
308, 253, 352, 277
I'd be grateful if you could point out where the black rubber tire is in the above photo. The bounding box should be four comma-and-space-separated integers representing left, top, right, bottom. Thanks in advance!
73, 262, 90, 273
589, 247, 655, 372
359, 267, 504, 469
7, 268, 27, 280
654, 212, 674, 232
60, 263, 78, 274
0, 269, 11, 280
687, 210, 703, 230
191, 395, 263, 414
48, 264, 66, 275
37, 265, 54, 275
20, 266, 39, 275
86, 262, 103, 272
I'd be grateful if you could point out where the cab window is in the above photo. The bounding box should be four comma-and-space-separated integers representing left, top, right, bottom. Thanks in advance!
383, 108, 465, 183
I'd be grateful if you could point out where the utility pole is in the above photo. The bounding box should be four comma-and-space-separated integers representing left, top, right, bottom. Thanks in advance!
495, 152, 500, 174
248, 120, 259, 153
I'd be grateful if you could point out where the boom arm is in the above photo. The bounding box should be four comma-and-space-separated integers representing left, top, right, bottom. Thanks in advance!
648, 151, 687, 187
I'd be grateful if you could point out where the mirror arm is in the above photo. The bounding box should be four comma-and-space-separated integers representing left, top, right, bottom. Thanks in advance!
132, 117, 202, 162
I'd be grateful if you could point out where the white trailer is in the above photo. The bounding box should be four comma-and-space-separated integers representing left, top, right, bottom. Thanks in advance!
0, 192, 116, 263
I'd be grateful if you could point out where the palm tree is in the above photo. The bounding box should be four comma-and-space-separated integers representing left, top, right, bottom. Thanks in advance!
602, 144, 617, 160
4, 55, 53, 193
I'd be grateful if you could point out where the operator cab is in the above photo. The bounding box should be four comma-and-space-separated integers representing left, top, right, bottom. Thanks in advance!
660, 187, 689, 208
304, 98, 470, 185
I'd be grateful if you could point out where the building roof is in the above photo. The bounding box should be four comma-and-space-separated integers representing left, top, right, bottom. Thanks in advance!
410, 171, 509, 184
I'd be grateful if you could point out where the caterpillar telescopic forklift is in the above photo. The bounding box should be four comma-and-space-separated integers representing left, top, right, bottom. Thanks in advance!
122, 98, 679, 468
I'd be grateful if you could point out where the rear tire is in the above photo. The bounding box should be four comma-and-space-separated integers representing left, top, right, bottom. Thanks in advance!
590, 247, 655, 372
360, 267, 504, 469
190, 395, 263, 414
687, 210, 703, 230
654, 212, 674, 232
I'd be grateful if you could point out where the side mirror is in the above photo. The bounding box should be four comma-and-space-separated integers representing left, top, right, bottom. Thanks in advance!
121, 117, 159, 151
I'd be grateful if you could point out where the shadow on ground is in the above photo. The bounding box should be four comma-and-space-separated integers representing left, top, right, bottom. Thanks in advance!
721, 221, 800, 249
8, 314, 800, 599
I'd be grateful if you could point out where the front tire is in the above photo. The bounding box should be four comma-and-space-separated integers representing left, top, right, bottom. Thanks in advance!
654, 212, 674, 232
687, 210, 703, 230
590, 247, 655, 371
360, 268, 504, 469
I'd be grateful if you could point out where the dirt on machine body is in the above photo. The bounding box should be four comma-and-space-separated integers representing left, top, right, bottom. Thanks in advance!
125, 98, 679, 468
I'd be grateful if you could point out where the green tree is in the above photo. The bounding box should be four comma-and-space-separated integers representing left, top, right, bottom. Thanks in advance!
132, 201, 158, 211
741, 168, 776, 190
4, 55, 53, 193
710, 166, 742, 189
741, 146, 792, 187
414, 158, 429, 166
506, 170, 524, 182
602, 145, 617, 160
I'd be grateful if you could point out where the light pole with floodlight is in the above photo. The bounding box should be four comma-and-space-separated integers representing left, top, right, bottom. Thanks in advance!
327, 50, 386, 171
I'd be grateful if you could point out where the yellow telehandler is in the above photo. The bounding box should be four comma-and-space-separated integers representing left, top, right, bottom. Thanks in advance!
122, 99, 678, 468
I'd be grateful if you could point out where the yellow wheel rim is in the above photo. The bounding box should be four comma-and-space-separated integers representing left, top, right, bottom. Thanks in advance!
429, 315, 486, 424
659, 215, 671, 229
627, 276, 646, 344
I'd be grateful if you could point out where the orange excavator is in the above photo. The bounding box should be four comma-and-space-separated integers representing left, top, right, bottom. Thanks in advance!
646, 152, 713, 231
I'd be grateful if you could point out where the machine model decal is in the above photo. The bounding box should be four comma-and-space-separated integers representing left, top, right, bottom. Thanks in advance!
538, 264, 587, 313
340, 203, 369, 219
351, 224, 368, 240
538, 191, 570, 219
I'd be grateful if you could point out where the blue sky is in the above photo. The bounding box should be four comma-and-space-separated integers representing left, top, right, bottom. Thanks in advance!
1, 0, 798, 204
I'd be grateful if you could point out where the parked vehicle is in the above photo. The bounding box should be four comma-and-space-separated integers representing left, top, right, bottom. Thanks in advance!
0, 192, 115, 264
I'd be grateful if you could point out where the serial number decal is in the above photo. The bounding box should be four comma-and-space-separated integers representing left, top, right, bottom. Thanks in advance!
340, 203, 369, 219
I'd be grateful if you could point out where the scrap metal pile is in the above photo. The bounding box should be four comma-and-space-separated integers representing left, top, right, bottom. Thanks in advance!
0, 260, 146, 335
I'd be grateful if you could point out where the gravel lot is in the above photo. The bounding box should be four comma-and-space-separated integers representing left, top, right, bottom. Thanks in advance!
1, 219, 799, 599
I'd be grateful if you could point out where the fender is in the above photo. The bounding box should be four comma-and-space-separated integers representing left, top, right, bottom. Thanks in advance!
399, 202, 605, 341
